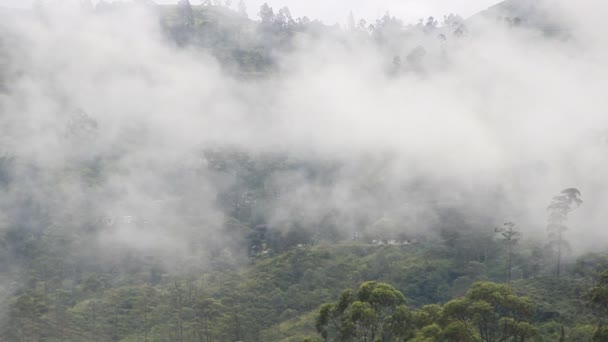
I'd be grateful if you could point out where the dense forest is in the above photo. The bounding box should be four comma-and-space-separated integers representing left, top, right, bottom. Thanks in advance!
0, 0, 607, 341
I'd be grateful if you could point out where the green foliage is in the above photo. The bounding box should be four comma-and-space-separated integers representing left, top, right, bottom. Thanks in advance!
0, 136, 597, 341
442, 282, 536, 342
575, 253, 608, 281
593, 326, 608, 342
0, 2, 602, 342
585, 270, 608, 341
316, 281, 414, 341
0, 228, 603, 342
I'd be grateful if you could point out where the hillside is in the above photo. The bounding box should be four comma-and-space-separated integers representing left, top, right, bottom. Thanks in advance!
471, 0, 566, 35
0, 0, 607, 341
2, 241, 603, 341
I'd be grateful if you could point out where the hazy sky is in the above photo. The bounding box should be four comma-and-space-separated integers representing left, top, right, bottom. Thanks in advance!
0, 0, 504, 24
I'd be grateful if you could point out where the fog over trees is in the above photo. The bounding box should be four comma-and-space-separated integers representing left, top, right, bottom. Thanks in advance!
0, 0, 607, 340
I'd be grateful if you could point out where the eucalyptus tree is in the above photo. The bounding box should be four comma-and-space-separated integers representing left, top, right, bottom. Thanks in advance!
547, 188, 582, 278
442, 282, 537, 342
495, 222, 521, 284
258, 3, 275, 24
316, 281, 414, 341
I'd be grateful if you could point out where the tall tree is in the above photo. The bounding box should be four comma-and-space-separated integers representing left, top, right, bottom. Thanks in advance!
171, 0, 195, 46
276, 7, 294, 30
495, 222, 520, 283
547, 188, 582, 278
258, 3, 275, 24
177, 0, 195, 28
194, 298, 223, 342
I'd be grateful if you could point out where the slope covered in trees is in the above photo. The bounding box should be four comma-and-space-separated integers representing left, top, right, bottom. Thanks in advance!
0, 0, 606, 341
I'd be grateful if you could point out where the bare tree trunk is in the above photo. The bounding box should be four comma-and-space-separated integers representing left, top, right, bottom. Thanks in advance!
143, 293, 148, 342
91, 300, 97, 342
234, 308, 241, 341
557, 230, 562, 279
205, 317, 210, 342
507, 243, 512, 284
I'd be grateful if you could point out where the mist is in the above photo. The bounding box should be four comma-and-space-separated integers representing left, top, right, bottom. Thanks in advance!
0, 1, 607, 337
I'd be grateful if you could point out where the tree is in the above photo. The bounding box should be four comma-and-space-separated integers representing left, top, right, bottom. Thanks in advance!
547, 188, 582, 278
586, 271, 608, 332
170, 0, 195, 45
575, 253, 608, 281
520, 244, 544, 279
559, 325, 566, 342
135, 286, 158, 342
425, 16, 438, 31
372, 12, 403, 43
495, 222, 520, 283
593, 326, 608, 342
258, 3, 275, 24
316, 281, 414, 341
443, 14, 464, 28
442, 282, 536, 342
276, 7, 294, 30
7, 292, 47, 341
357, 19, 369, 32
193, 298, 223, 342
410, 305, 446, 341
177, 0, 195, 28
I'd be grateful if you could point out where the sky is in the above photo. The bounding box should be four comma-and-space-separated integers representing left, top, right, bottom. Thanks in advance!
0, 0, 504, 24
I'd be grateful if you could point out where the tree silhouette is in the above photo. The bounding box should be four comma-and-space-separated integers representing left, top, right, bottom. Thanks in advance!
547, 188, 582, 278
495, 222, 520, 284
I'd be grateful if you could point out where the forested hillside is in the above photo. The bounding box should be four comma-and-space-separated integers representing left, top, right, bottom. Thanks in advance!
0, 0, 607, 341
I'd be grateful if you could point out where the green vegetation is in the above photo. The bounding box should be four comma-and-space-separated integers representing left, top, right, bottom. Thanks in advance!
0, 130, 602, 341
316, 281, 413, 341
1, 235, 606, 341
0, 1, 606, 342
441, 282, 536, 341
